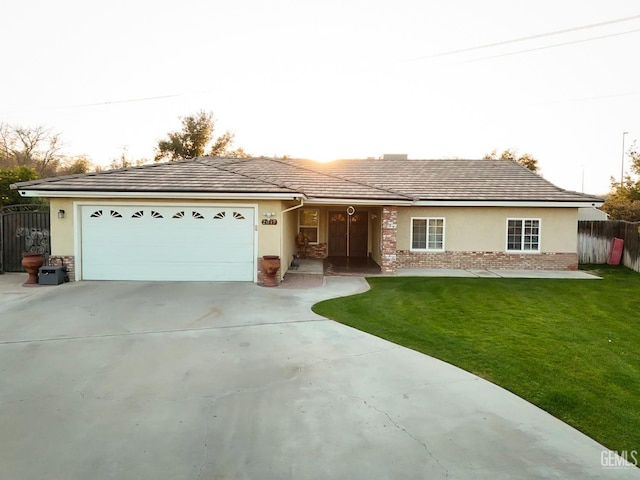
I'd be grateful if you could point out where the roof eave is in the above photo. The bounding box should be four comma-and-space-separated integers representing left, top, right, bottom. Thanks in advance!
17, 190, 303, 201
303, 197, 413, 206
412, 199, 604, 207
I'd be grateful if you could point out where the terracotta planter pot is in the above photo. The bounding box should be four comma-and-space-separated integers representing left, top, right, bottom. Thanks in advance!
261, 255, 281, 287
22, 253, 44, 286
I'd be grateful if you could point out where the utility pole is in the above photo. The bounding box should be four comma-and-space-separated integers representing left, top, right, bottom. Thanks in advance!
621, 131, 629, 188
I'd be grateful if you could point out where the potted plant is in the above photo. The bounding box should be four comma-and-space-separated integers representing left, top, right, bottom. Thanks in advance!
21, 252, 44, 285
261, 256, 281, 287
17, 227, 48, 285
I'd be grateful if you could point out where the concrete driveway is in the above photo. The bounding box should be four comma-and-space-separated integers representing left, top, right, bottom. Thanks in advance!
0, 278, 638, 479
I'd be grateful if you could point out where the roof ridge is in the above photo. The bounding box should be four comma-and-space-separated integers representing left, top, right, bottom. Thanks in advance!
273, 157, 414, 200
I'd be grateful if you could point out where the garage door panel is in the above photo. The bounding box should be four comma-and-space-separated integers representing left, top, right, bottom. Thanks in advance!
84, 260, 255, 281
81, 206, 255, 281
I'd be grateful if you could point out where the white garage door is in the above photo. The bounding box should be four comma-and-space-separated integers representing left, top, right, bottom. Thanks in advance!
80, 205, 255, 281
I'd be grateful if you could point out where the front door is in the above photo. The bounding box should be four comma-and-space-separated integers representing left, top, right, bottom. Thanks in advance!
349, 211, 368, 257
328, 210, 368, 257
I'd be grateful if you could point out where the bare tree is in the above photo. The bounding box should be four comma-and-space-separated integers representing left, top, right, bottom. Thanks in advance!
0, 123, 17, 169
0, 124, 64, 176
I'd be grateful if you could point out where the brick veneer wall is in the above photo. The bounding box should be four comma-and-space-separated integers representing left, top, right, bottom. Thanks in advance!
301, 243, 327, 259
48, 255, 76, 281
381, 206, 398, 273
396, 251, 578, 271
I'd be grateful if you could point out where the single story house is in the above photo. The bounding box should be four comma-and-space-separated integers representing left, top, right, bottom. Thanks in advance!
12, 156, 603, 283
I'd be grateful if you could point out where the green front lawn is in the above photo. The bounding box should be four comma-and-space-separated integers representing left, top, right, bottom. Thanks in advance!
312, 265, 640, 453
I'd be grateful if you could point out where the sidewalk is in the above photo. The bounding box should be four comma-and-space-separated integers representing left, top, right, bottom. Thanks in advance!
0, 267, 602, 309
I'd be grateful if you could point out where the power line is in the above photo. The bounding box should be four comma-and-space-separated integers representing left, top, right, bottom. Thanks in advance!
534, 90, 640, 106
1, 93, 182, 115
465, 27, 640, 63
409, 13, 640, 61
83, 93, 182, 107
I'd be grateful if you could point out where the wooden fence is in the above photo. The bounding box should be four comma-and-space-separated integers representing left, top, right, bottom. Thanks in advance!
578, 220, 640, 272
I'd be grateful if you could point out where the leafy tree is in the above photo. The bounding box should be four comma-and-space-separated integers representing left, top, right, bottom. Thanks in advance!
602, 141, 640, 221
154, 110, 246, 162
57, 156, 95, 176
601, 198, 640, 221
106, 148, 148, 170
0, 166, 40, 207
483, 148, 540, 173
223, 147, 252, 159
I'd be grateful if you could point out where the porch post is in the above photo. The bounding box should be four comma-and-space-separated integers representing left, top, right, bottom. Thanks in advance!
381, 206, 398, 273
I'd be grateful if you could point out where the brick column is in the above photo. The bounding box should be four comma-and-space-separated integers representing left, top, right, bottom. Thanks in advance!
381, 206, 398, 273
48, 255, 75, 281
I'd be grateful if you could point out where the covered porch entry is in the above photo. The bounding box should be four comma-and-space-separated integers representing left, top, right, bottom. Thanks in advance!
293, 205, 383, 275
327, 208, 368, 257
285, 257, 381, 280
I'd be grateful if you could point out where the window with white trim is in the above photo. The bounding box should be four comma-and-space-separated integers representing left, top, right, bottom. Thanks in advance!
507, 219, 540, 252
298, 209, 319, 244
411, 218, 445, 251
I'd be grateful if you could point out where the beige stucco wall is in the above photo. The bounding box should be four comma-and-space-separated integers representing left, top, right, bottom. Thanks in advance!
255, 200, 282, 257
396, 206, 578, 253
50, 198, 75, 255
49, 198, 285, 258
318, 209, 328, 244
50, 200, 579, 274
281, 202, 304, 276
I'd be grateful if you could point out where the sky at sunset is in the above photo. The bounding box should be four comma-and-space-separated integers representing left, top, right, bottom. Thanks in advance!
1, 0, 639, 195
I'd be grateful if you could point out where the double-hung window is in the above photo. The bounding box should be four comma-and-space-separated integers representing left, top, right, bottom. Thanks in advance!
506, 219, 540, 252
298, 209, 319, 244
411, 218, 445, 251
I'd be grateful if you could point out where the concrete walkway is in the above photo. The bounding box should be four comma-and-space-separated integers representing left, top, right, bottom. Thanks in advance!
0, 276, 636, 479
395, 268, 602, 279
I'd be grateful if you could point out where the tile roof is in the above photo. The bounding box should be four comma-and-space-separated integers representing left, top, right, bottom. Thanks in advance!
210, 157, 408, 200
283, 158, 603, 202
13, 159, 297, 195
13, 156, 603, 204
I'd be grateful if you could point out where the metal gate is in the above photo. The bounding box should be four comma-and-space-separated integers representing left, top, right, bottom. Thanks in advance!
0, 204, 50, 273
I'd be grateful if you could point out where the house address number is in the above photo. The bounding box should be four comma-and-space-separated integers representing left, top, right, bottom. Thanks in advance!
261, 219, 278, 225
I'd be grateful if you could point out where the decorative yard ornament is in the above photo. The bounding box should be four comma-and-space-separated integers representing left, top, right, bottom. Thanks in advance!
295, 232, 309, 258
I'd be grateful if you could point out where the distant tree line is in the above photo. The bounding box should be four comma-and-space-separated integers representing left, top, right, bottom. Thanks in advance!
0, 111, 250, 207
3, 117, 637, 220
483, 148, 540, 173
